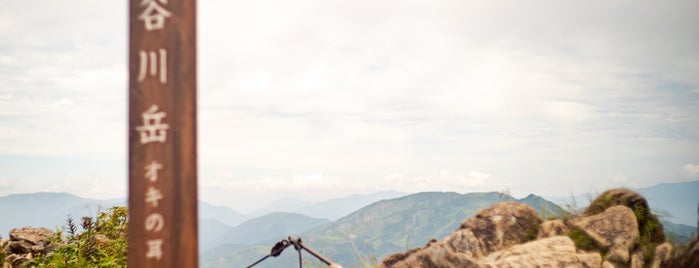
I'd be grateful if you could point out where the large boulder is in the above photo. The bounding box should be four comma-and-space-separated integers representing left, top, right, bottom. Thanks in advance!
478, 236, 602, 267
380, 202, 541, 267
8, 227, 54, 247
569, 205, 639, 263
585, 188, 664, 244
442, 202, 541, 258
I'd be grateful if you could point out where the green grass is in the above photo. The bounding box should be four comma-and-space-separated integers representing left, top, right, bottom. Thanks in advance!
567, 229, 596, 251
22, 207, 128, 268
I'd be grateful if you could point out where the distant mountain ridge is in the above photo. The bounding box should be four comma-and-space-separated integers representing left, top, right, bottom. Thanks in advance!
294, 191, 407, 220
206, 212, 329, 250
636, 180, 699, 227
0, 192, 122, 238
249, 191, 406, 220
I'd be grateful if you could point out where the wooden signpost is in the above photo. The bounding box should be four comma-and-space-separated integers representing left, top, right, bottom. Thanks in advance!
128, 0, 198, 266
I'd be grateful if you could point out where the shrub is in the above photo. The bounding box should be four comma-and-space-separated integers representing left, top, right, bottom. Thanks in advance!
25, 206, 128, 268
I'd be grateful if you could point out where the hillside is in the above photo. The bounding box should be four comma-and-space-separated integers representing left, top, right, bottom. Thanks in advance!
199, 202, 247, 227
295, 191, 407, 220
202, 191, 565, 268
206, 212, 329, 250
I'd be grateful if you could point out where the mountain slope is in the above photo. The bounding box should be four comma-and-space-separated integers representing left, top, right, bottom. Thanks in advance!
302, 191, 547, 266
209, 212, 330, 249
518, 194, 567, 218
295, 191, 407, 221
250, 191, 407, 221
248, 198, 313, 218
199, 201, 247, 227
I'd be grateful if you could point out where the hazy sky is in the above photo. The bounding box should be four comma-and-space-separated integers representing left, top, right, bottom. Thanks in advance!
1, 0, 698, 212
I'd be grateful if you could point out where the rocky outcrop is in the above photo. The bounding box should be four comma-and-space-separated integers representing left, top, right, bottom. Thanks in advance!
569, 205, 639, 263
381, 202, 541, 267
537, 219, 568, 239
443, 202, 541, 258
379, 188, 677, 268
585, 188, 664, 243
2, 227, 57, 268
650, 242, 672, 268
479, 236, 602, 267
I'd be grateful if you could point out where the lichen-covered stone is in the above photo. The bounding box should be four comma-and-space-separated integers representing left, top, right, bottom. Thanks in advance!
443, 202, 541, 258
569, 205, 639, 263
650, 242, 673, 268
630, 250, 644, 268
380, 241, 481, 268
585, 188, 664, 243
8, 227, 53, 246
537, 220, 569, 239
479, 236, 602, 268
3, 226, 57, 268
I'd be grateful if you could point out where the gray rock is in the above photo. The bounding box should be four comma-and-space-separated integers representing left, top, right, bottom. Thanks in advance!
537, 220, 569, 239
569, 205, 639, 264
380, 242, 481, 268
601, 261, 615, 268
479, 236, 602, 268
630, 250, 644, 268
3, 226, 56, 267
650, 242, 673, 268
585, 188, 664, 244
9, 227, 53, 246
443, 202, 542, 258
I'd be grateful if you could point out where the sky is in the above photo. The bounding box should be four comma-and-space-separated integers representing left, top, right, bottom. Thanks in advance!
1, 0, 698, 213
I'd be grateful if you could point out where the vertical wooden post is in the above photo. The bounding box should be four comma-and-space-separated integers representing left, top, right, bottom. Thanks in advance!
128, 0, 198, 267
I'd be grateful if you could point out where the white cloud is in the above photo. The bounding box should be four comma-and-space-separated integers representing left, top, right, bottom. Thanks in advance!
612, 174, 630, 184
0, 179, 15, 192
2, 0, 699, 206
683, 164, 699, 178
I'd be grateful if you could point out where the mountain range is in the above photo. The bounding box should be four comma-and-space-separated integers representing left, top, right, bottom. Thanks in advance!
201, 191, 566, 268
1, 180, 696, 267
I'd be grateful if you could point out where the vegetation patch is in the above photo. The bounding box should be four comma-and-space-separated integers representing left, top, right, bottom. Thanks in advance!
25, 207, 128, 268
568, 229, 597, 252
522, 221, 540, 243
